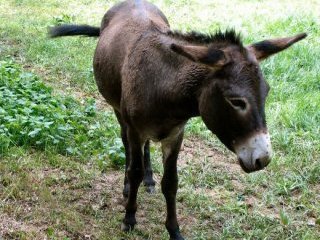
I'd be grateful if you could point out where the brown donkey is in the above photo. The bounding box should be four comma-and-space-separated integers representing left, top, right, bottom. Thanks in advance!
50, 0, 306, 239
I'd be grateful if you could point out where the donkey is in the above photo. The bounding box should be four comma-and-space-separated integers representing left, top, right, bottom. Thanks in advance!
50, 0, 306, 239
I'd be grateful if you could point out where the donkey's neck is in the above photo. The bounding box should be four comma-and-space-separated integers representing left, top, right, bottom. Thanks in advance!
160, 61, 211, 120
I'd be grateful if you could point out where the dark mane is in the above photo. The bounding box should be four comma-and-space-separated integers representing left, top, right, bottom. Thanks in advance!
167, 29, 243, 46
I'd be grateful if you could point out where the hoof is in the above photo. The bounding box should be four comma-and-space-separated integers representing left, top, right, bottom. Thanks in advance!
168, 228, 184, 240
121, 222, 135, 232
170, 236, 184, 240
145, 184, 156, 194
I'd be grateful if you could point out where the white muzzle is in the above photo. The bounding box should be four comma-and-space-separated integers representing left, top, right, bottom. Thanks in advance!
235, 132, 272, 172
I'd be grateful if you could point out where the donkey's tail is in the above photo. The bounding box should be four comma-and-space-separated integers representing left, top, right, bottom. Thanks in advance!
49, 24, 100, 38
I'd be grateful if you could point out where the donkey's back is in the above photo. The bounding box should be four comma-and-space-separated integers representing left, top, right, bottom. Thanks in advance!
93, 0, 170, 111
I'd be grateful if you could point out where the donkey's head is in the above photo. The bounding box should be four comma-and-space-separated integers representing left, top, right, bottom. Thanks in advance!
171, 31, 306, 172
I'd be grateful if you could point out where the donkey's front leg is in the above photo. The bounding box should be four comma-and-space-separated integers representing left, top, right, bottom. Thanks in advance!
121, 127, 144, 232
161, 130, 185, 240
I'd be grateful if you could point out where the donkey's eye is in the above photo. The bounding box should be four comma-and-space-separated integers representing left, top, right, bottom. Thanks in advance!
226, 98, 248, 112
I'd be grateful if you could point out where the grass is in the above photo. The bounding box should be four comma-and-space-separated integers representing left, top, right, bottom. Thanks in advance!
0, 0, 319, 239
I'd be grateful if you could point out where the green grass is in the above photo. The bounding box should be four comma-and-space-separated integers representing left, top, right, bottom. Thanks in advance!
0, 0, 319, 239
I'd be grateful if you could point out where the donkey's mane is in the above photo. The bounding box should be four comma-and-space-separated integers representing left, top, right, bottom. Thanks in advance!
167, 29, 243, 46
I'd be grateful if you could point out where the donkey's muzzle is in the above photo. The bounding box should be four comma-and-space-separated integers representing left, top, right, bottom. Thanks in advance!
235, 132, 272, 173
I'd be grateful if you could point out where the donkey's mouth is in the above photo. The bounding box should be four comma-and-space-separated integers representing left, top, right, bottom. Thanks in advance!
238, 158, 263, 173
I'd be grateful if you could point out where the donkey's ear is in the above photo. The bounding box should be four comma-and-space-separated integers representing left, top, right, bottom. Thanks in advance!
248, 33, 307, 61
170, 43, 229, 67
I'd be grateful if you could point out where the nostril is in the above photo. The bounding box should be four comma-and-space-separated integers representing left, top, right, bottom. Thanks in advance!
255, 158, 262, 169
255, 155, 271, 169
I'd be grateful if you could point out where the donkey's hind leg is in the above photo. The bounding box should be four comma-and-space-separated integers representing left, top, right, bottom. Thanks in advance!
114, 110, 130, 198
115, 110, 155, 197
143, 140, 156, 193
122, 140, 155, 198
121, 126, 144, 232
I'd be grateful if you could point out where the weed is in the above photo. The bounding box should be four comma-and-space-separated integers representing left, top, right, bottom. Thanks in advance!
0, 60, 125, 167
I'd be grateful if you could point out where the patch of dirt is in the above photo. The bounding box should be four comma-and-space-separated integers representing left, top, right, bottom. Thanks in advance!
1, 165, 129, 239
258, 205, 280, 220
0, 213, 47, 239
179, 137, 237, 170
179, 136, 246, 188
66, 89, 111, 111
195, 187, 232, 206
91, 171, 125, 208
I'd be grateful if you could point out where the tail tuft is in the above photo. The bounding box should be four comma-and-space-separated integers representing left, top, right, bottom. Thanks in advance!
49, 24, 100, 38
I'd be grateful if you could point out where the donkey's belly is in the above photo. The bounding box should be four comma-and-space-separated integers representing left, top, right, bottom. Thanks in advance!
138, 119, 187, 142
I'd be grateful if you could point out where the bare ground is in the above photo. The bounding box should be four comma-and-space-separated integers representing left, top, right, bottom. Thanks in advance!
1, 137, 318, 239
0, 136, 248, 239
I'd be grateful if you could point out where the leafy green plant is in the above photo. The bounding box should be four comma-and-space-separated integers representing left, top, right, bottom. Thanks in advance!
0, 60, 125, 167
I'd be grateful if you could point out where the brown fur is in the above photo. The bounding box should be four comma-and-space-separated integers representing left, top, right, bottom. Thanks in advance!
50, 1, 306, 238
